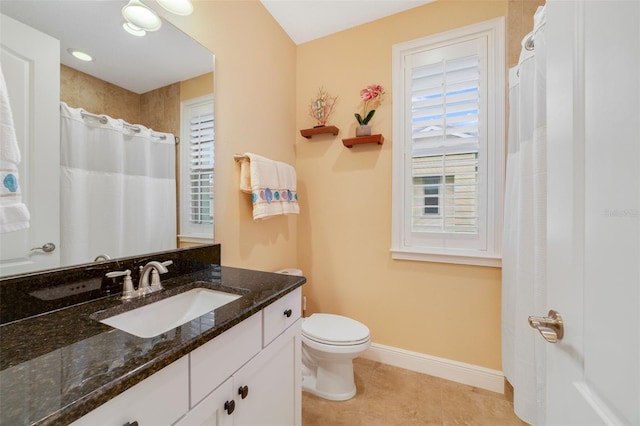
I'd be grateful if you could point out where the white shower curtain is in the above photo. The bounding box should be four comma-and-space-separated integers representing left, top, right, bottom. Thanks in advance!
502, 6, 547, 425
59, 102, 177, 266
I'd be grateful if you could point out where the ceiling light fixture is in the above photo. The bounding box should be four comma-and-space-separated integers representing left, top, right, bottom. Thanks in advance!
122, 22, 146, 37
156, 0, 193, 16
122, 0, 161, 32
68, 49, 94, 62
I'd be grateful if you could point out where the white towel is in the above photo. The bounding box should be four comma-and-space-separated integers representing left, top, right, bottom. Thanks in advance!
241, 152, 299, 220
276, 161, 299, 215
0, 66, 30, 233
245, 153, 283, 220
239, 158, 252, 194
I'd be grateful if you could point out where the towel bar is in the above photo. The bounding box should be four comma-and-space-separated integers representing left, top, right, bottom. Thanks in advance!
234, 154, 249, 162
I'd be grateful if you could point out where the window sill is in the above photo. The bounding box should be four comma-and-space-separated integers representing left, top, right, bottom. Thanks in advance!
390, 248, 501, 267
178, 235, 214, 244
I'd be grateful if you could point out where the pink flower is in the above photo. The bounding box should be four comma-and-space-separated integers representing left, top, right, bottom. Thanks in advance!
355, 84, 385, 125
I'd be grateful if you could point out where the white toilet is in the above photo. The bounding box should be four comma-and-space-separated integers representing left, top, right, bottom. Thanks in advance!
275, 269, 371, 401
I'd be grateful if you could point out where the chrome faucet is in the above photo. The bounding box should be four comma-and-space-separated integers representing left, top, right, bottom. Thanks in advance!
105, 260, 173, 300
138, 260, 173, 294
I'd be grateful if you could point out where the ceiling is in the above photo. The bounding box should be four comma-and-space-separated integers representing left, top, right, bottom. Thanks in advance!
0, 0, 432, 94
0, 0, 213, 94
261, 0, 434, 45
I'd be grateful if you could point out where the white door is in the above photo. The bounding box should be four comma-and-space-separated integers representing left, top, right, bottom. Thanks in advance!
543, 1, 640, 424
0, 14, 60, 276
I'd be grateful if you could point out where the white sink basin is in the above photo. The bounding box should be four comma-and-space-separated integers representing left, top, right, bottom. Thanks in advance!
99, 288, 241, 338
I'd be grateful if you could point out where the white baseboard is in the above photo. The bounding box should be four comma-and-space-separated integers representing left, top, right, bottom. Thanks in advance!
360, 343, 505, 394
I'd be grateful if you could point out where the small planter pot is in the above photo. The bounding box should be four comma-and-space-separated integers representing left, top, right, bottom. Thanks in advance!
355, 125, 371, 137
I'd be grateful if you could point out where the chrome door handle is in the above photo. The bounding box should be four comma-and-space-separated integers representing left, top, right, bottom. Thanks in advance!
30, 242, 56, 253
528, 310, 564, 343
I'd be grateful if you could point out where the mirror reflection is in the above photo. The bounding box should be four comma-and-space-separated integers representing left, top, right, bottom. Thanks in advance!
0, 1, 214, 277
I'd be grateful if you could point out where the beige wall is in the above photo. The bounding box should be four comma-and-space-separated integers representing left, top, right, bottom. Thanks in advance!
165, 1, 297, 271
296, 0, 507, 370
164, 0, 543, 371
181, 72, 214, 102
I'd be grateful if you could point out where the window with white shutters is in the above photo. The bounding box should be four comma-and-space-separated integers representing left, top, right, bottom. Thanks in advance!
391, 19, 504, 266
180, 95, 214, 240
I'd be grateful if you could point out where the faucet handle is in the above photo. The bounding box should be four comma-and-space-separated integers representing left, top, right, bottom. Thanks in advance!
161, 260, 173, 268
106, 269, 135, 299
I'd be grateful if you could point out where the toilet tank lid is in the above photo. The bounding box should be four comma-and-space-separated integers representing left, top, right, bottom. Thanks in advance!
275, 268, 303, 276
302, 313, 370, 343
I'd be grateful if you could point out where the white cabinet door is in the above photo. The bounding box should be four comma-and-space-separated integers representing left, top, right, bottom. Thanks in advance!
233, 319, 301, 426
0, 14, 60, 276
174, 378, 234, 426
190, 313, 262, 407
71, 356, 189, 426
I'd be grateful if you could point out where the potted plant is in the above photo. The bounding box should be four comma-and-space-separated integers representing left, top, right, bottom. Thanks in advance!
354, 84, 384, 136
308, 87, 338, 127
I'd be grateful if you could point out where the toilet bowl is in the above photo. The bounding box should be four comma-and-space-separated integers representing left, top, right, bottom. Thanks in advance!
301, 313, 371, 401
275, 269, 371, 401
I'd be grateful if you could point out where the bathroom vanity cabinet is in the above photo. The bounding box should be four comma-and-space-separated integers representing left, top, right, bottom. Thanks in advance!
71, 288, 302, 426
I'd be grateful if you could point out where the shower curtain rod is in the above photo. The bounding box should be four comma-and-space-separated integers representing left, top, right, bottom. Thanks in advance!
79, 110, 178, 143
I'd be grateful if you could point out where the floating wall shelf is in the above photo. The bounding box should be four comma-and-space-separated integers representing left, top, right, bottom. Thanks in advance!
342, 134, 384, 148
300, 125, 340, 139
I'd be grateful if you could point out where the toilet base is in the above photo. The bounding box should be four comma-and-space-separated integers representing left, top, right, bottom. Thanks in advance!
301, 357, 358, 401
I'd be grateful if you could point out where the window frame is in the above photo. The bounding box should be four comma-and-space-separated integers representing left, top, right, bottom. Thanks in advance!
179, 94, 215, 242
391, 18, 505, 267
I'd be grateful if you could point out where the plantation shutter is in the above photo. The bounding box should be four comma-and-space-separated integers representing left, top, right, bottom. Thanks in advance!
188, 112, 214, 225
392, 19, 504, 265
403, 37, 488, 249
408, 42, 485, 238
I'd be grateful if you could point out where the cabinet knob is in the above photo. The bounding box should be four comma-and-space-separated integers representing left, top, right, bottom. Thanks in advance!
123, 422, 139, 426
238, 385, 249, 399
224, 400, 235, 415
283, 309, 292, 318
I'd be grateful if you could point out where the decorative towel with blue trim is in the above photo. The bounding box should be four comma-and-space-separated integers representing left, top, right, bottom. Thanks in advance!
239, 152, 299, 220
0, 66, 30, 233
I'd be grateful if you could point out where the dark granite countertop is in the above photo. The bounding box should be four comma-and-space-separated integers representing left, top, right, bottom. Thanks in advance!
0, 250, 305, 425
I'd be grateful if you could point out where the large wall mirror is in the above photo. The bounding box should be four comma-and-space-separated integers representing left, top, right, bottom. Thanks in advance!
0, 1, 214, 277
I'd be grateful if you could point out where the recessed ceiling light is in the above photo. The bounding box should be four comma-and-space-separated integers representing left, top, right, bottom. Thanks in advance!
123, 22, 146, 37
68, 49, 93, 62
122, 0, 162, 32
157, 0, 193, 16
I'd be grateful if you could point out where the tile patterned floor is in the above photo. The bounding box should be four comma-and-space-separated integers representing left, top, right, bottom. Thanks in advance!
302, 358, 528, 426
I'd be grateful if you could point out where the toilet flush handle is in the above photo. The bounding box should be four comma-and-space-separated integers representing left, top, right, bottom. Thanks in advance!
284, 309, 292, 318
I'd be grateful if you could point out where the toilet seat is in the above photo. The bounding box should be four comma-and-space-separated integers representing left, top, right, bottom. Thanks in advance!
302, 313, 370, 346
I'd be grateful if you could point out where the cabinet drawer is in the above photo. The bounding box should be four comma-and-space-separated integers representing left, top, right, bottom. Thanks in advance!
190, 312, 262, 406
263, 287, 301, 347
71, 356, 189, 426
